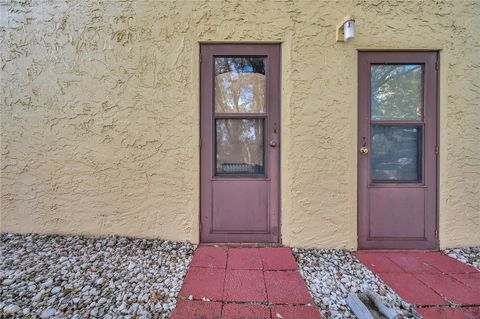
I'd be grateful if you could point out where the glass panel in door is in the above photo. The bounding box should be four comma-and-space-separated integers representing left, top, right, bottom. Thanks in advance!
216, 119, 264, 175
371, 64, 422, 120
215, 57, 266, 113
371, 125, 422, 182
214, 56, 267, 177
370, 64, 424, 183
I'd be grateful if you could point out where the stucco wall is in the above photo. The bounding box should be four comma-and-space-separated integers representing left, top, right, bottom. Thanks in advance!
1, 0, 479, 249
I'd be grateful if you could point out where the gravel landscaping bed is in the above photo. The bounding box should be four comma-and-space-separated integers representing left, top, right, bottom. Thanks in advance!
443, 247, 480, 271
293, 248, 417, 319
0, 233, 195, 318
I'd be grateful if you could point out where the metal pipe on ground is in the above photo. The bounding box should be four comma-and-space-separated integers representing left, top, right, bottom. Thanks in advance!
347, 290, 402, 319
347, 293, 375, 319
366, 290, 402, 319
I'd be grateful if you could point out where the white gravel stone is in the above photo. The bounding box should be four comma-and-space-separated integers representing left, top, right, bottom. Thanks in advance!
43, 278, 54, 287
32, 291, 45, 301
51, 286, 62, 294
40, 307, 57, 318
443, 247, 480, 270
4, 304, 20, 314
0, 233, 195, 319
2, 278, 14, 285
293, 248, 418, 319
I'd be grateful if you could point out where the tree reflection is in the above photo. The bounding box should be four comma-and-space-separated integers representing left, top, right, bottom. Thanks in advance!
216, 119, 264, 175
215, 57, 266, 113
371, 65, 422, 120
215, 57, 265, 75
214, 57, 266, 175
371, 126, 421, 182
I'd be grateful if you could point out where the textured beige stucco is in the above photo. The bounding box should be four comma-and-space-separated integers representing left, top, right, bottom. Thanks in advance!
1, 0, 479, 249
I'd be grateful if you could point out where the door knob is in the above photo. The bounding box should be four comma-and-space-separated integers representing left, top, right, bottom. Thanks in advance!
360, 146, 369, 155
270, 140, 277, 147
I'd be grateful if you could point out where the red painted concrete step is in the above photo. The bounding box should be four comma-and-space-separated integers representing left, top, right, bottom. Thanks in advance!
416, 274, 480, 305
171, 300, 222, 319
271, 305, 323, 319
224, 270, 267, 302
386, 252, 442, 274
228, 248, 263, 270
418, 253, 479, 274
264, 271, 313, 305
222, 304, 270, 319
451, 273, 480, 293
179, 266, 225, 301
260, 247, 298, 271
376, 273, 448, 306
355, 251, 480, 319
355, 252, 405, 273
417, 306, 480, 319
172, 246, 323, 319
171, 301, 323, 319
190, 246, 228, 268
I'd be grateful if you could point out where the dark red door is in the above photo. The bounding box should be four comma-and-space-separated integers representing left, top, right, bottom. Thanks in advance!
358, 52, 439, 250
200, 44, 280, 243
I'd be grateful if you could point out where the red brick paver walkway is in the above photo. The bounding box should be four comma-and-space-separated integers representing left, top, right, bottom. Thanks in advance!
171, 246, 323, 319
355, 251, 480, 319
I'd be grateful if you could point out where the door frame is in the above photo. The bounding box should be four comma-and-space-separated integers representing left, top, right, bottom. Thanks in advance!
357, 51, 440, 250
199, 43, 281, 243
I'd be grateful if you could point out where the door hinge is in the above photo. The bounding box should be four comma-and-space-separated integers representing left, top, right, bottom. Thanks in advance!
435, 145, 439, 155
435, 229, 438, 239
435, 58, 440, 71
199, 138, 202, 149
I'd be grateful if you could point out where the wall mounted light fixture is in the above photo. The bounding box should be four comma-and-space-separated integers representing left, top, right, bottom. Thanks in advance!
336, 15, 356, 42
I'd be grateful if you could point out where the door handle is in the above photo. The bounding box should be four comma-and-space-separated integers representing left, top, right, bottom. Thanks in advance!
270, 140, 277, 147
360, 136, 368, 155
360, 146, 369, 155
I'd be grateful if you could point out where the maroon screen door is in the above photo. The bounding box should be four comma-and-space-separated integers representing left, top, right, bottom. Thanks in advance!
200, 44, 280, 243
358, 52, 439, 250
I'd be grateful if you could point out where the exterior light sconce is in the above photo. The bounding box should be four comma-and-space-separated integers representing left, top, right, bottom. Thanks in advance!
336, 15, 356, 42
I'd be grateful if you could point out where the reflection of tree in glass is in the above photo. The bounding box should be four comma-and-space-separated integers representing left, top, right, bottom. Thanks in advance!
215, 57, 265, 76
371, 126, 421, 181
371, 65, 422, 120
215, 57, 266, 113
216, 119, 263, 174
